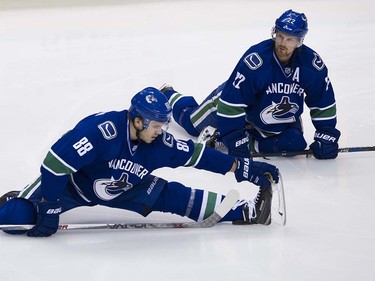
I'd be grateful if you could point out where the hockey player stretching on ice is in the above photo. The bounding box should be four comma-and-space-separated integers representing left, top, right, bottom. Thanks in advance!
0, 87, 279, 237
161, 9, 341, 159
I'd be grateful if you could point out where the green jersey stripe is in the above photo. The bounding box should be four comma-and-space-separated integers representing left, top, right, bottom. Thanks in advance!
184, 143, 205, 167
310, 104, 336, 120
190, 94, 221, 125
169, 92, 183, 107
43, 151, 76, 175
217, 100, 246, 118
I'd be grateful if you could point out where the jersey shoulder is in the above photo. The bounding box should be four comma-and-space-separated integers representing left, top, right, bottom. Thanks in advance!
52, 110, 128, 161
296, 44, 328, 73
141, 131, 195, 169
240, 39, 274, 72
74, 110, 126, 141
151, 131, 193, 155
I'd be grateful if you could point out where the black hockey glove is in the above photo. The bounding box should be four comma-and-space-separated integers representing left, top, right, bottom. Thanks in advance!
27, 200, 61, 237
234, 157, 279, 188
309, 128, 341, 159
221, 129, 250, 158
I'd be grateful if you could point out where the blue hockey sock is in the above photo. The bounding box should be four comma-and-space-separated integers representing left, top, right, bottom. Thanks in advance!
178, 107, 200, 136
153, 182, 244, 222
161, 88, 176, 100
167, 92, 200, 136
188, 190, 243, 222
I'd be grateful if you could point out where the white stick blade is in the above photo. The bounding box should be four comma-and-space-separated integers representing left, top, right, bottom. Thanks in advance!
214, 189, 240, 218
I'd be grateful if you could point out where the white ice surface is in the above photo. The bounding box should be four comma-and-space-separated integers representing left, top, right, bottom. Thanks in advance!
1, 0, 375, 280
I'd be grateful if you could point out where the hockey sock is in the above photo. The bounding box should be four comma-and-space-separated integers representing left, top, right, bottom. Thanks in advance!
168, 93, 200, 136
153, 182, 244, 222
178, 107, 200, 136
186, 189, 243, 222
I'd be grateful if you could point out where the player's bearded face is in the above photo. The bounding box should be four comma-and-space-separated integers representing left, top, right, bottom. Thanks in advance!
139, 120, 169, 143
274, 31, 301, 63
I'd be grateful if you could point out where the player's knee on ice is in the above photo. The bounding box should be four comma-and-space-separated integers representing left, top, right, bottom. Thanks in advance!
0, 198, 36, 235
257, 127, 307, 153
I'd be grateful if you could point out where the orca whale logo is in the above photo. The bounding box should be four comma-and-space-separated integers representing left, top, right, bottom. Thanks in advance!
94, 173, 133, 201
260, 96, 299, 125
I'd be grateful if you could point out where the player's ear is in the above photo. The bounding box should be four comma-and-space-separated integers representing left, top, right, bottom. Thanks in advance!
133, 116, 144, 130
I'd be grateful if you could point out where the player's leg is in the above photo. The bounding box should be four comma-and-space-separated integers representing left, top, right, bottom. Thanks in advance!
15, 176, 92, 211
188, 83, 225, 134
161, 84, 200, 136
0, 178, 91, 235
153, 181, 272, 225
152, 181, 234, 221
103, 175, 246, 222
161, 83, 224, 137
0, 198, 37, 234
250, 120, 307, 153
96, 174, 272, 225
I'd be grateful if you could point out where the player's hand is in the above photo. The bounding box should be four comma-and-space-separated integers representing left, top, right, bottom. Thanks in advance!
221, 129, 250, 158
310, 128, 341, 159
234, 157, 279, 188
27, 200, 61, 237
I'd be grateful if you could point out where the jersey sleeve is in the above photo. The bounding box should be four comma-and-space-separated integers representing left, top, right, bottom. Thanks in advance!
192, 144, 235, 174
217, 50, 263, 137
303, 52, 338, 130
148, 131, 235, 175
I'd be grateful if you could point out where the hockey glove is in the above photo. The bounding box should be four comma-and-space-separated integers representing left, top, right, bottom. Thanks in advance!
234, 157, 279, 188
221, 129, 250, 158
27, 200, 61, 237
309, 128, 341, 159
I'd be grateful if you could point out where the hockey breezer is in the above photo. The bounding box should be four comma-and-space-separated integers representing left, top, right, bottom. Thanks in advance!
0, 189, 240, 232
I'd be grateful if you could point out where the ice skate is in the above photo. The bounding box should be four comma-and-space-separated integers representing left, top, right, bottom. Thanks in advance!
159, 83, 175, 94
232, 185, 273, 225
197, 126, 227, 152
0, 190, 20, 207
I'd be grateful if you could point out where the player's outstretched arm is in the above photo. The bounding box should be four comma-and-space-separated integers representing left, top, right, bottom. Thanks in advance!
188, 143, 279, 188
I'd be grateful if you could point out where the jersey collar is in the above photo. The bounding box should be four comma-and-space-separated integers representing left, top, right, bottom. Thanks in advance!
272, 50, 294, 78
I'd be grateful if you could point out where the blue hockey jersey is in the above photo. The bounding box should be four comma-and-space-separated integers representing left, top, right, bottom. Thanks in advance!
217, 39, 337, 138
37, 110, 234, 202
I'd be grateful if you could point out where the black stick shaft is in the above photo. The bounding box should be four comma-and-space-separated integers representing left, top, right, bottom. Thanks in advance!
251, 146, 375, 158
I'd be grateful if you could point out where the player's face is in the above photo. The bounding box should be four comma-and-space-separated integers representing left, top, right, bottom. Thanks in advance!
274, 31, 301, 63
138, 120, 169, 143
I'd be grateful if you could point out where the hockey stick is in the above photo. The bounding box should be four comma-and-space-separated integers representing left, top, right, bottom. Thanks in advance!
271, 173, 286, 226
265, 172, 286, 226
251, 146, 375, 158
0, 189, 240, 231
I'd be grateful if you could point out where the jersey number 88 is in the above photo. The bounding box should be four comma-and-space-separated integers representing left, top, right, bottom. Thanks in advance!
73, 137, 94, 156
